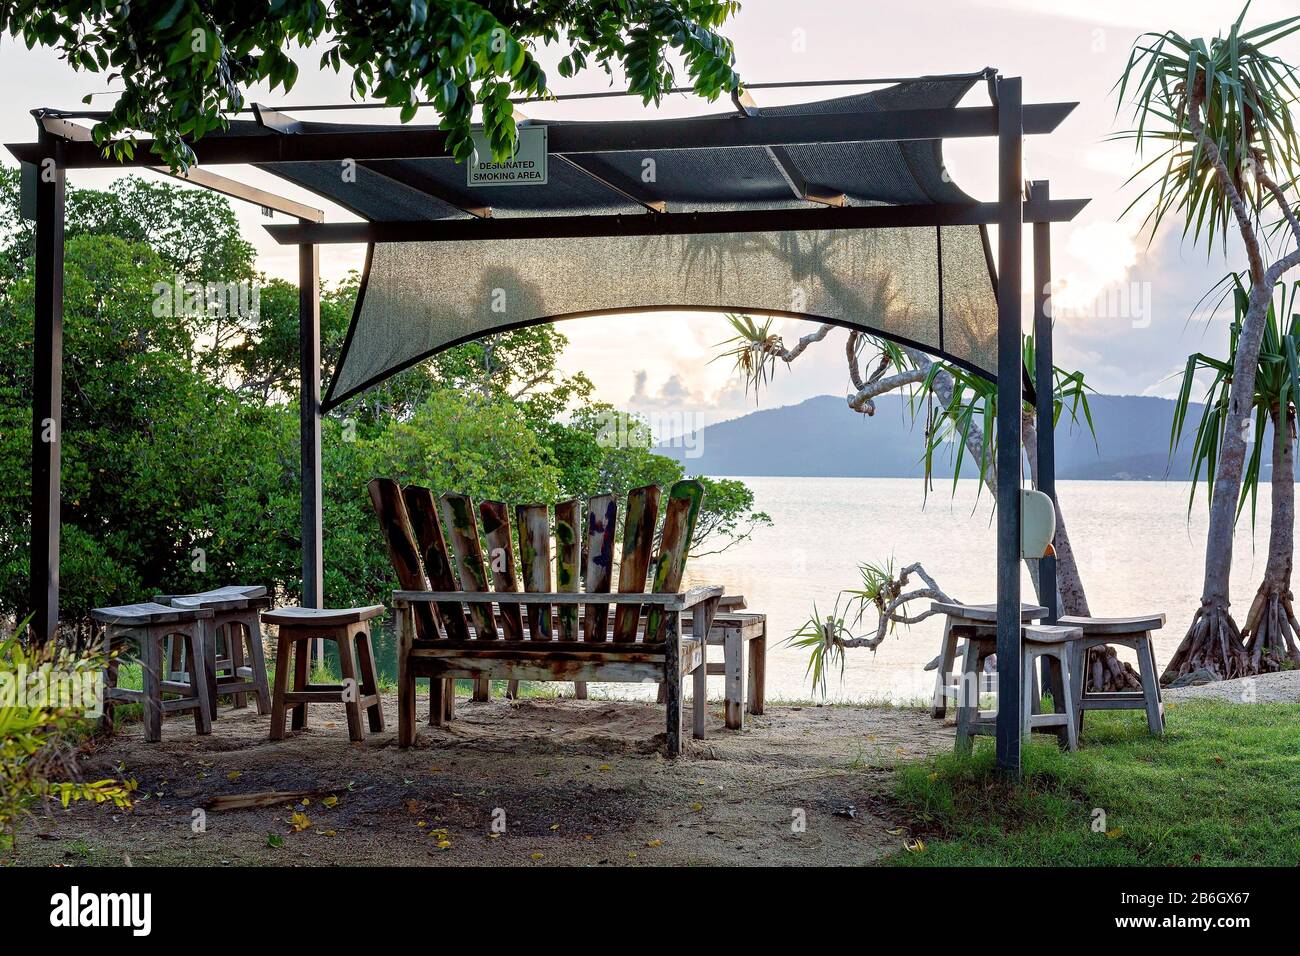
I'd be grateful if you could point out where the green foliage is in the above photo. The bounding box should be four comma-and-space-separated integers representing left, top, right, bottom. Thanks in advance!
0, 617, 134, 858
0, 167, 255, 289
715, 314, 783, 402
917, 333, 1094, 501
1115, 3, 1300, 248
788, 560, 897, 696
0, 171, 768, 626
1170, 275, 1300, 523
0, 1, 741, 169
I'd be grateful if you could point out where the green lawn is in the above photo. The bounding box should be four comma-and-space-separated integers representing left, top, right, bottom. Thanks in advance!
888, 700, 1300, 866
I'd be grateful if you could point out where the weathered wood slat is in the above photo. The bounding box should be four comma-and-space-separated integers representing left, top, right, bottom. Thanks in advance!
479, 500, 525, 641
399, 485, 461, 723
400, 485, 470, 641
440, 492, 497, 700
439, 493, 499, 641
613, 484, 660, 642
367, 479, 440, 641
554, 499, 581, 641
645, 479, 705, 642
582, 493, 618, 643
515, 504, 553, 641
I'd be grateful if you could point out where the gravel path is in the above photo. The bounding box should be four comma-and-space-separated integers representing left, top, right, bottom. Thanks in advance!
1164, 669, 1300, 704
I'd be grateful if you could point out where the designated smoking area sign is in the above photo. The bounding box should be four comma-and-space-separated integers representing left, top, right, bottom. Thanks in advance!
468, 125, 548, 187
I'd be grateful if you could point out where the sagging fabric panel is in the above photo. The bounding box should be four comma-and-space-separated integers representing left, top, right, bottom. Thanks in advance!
323, 225, 997, 408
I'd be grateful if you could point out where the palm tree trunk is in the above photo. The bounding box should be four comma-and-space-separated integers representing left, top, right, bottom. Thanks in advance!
1162, 288, 1272, 683
1242, 407, 1300, 671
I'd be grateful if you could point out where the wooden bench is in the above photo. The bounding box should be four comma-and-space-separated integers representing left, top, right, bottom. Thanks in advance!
371, 479, 719, 756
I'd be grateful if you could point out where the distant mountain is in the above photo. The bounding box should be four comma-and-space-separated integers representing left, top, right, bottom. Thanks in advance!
654, 393, 1249, 481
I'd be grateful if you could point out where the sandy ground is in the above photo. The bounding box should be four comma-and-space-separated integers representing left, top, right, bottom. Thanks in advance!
1165, 669, 1300, 704
15, 695, 955, 867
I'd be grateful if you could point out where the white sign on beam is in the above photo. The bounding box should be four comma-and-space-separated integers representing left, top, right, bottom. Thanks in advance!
467, 126, 548, 187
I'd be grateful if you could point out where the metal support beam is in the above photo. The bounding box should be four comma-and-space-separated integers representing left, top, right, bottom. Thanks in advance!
733, 90, 847, 207
513, 108, 666, 214
8, 102, 1079, 169
30, 131, 65, 643
1032, 180, 1062, 706
265, 197, 1089, 245
299, 234, 323, 611
359, 160, 494, 218
35, 114, 325, 222
1032, 180, 1058, 625
994, 77, 1024, 776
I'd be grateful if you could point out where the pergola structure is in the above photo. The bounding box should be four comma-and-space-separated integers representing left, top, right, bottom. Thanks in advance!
9, 68, 1085, 774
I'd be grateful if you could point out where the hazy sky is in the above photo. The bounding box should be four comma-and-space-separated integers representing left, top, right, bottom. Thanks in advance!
3, 0, 1294, 429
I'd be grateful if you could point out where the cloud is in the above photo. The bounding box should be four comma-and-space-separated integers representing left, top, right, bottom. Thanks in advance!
629, 368, 750, 414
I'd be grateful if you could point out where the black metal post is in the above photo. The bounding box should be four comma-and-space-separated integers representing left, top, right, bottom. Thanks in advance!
995, 77, 1024, 776
30, 131, 65, 643
1032, 180, 1057, 621
1033, 180, 1063, 705
299, 233, 323, 610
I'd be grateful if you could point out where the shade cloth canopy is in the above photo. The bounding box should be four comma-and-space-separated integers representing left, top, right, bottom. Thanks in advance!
217, 72, 1002, 409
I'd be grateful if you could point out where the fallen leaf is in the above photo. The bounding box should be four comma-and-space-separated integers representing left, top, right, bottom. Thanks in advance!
530, 852, 544, 860
322, 795, 339, 809
226, 771, 242, 782
290, 812, 312, 833
645, 839, 662, 848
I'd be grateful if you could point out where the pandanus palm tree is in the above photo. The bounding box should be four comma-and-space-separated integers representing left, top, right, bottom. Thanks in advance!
1169, 277, 1300, 677
1117, 4, 1300, 681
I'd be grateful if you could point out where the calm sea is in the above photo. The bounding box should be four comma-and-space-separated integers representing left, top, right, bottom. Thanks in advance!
683, 476, 1282, 703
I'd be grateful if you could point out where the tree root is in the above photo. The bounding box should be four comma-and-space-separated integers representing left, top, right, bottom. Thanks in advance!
1085, 645, 1142, 693
1242, 587, 1300, 673
1161, 603, 1250, 685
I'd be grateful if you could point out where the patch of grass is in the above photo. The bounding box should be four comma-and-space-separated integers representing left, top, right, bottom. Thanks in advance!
888, 701, 1300, 866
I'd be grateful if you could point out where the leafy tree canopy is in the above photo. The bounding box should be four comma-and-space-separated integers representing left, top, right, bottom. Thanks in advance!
1, 0, 741, 169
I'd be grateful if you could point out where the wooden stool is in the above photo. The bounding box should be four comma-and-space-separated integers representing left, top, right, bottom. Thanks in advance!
1059, 614, 1166, 736
154, 586, 272, 717
953, 632, 999, 754
265, 606, 386, 743
92, 602, 214, 743
931, 602, 1046, 719
685, 606, 766, 729
1021, 624, 1081, 751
